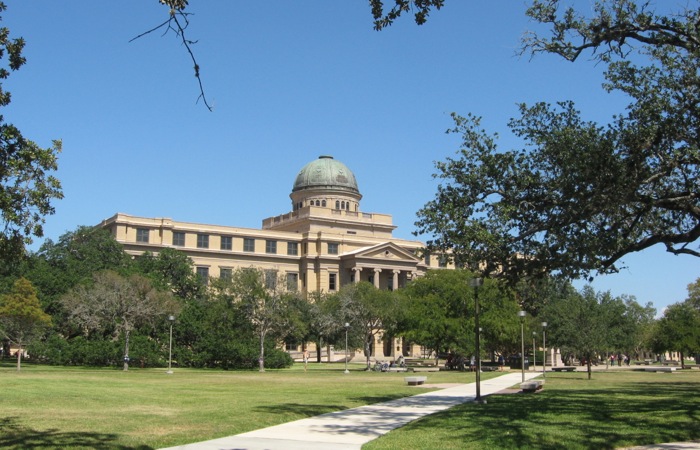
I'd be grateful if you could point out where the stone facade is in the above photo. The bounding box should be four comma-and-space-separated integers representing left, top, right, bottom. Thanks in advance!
98, 155, 451, 360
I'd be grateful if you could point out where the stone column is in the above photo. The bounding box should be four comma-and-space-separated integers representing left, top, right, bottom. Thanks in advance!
353, 267, 362, 283
392, 270, 400, 291
373, 268, 382, 288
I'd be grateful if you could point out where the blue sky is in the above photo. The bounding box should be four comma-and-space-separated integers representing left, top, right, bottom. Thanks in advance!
5, 1, 697, 313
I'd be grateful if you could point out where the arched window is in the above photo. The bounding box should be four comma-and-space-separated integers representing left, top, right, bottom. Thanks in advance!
322, 200, 326, 207
315, 200, 320, 206
341, 201, 345, 210
346, 202, 350, 211
335, 201, 340, 210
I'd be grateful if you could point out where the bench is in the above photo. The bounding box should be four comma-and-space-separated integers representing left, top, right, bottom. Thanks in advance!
520, 380, 544, 393
551, 366, 577, 372
386, 367, 408, 373
409, 366, 441, 373
643, 367, 677, 373
405, 376, 427, 386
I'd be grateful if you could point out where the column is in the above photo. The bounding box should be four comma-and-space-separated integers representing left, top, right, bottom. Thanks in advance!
353, 267, 362, 283
373, 268, 382, 288
392, 270, 400, 291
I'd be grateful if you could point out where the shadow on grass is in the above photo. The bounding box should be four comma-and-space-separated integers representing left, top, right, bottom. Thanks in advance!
384, 379, 700, 450
253, 394, 412, 418
252, 402, 348, 417
0, 417, 152, 450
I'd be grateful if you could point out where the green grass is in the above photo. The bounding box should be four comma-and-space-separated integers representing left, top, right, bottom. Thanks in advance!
0, 361, 488, 449
365, 370, 700, 450
2, 363, 699, 450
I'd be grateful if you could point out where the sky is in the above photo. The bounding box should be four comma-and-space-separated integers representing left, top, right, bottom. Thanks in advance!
4, 1, 697, 314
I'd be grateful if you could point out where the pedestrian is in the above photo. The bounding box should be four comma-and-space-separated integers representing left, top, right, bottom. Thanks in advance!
303, 349, 309, 372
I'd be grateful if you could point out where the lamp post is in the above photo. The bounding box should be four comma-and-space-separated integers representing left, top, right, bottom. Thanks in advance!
542, 321, 547, 378
344, 322, 350, 374
532, 331, 537, 371
166, 315, 175, 375
518, 310, 526, 382
470, 277, 484, 403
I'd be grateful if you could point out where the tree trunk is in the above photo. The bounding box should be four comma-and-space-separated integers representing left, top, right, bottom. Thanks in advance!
258, 332, 265, 372
680, 350, 685, 369
364, 338, 372, 370
16, 345, 22, 371
587, 359, 592, 380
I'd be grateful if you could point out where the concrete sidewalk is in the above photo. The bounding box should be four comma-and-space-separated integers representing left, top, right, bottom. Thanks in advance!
160, 371, 541, 450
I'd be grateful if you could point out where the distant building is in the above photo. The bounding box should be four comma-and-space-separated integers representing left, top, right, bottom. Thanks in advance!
99, 155, 451, 359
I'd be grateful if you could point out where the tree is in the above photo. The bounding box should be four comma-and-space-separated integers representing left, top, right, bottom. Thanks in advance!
415, 1, 699, 284
398, 270, 472, 364
542, 286, 620, 379
135, 248, 204, 300
0, 277, 51, 370
228, 268, 298, 372
61, 271, 174, 371
0, 3, 62, 261
336, 282, 399, 370
653, 302, 700, 368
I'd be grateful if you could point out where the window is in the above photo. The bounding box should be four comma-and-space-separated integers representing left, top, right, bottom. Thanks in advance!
172, 231, 185, 246
335, 201, 340, 209
197, 234, 209, 249
287, 242, 298, 256
328, 243, 339, 255
265, 240, 277, 254
220, 236, 232, 251
244, 238, 255, 252
136, 228, 149, 243
286, 273, 298, 290
328, 273, 337, 291
424, 252, 431, 266
438, 255, 448, 268
196, 267, 209, 285
219, 267, 232, 281
322, 200, 326, 207
265, 270, 277, 289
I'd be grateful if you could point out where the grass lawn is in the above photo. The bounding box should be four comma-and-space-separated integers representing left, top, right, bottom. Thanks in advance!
365, 370, 700, 450
2, 363, 699, 450
0, 361, 488, 449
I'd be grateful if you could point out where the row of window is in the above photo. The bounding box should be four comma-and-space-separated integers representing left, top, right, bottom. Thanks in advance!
293, 199, 356, 211
136, 228, 345, 256
195, 266, 300, 291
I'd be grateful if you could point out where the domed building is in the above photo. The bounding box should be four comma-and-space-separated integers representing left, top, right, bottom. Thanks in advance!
99, 155, 450, 358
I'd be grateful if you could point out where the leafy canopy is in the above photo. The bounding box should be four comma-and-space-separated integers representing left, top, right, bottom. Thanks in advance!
416, 0, 699, 284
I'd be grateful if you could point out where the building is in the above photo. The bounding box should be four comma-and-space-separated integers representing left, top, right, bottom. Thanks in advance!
99, 155, 450, 359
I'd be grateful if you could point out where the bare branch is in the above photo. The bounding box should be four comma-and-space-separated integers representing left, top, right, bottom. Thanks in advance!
132, 6, 212, 111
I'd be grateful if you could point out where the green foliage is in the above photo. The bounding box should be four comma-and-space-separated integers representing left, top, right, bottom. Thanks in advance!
0, 277, 51, 369
135, 248, 204, 300
336, 282, 400, 368
416, 0, 700, 284
652, 301, 700, 363
369, 0, 445, 30
0, 3, 62, 261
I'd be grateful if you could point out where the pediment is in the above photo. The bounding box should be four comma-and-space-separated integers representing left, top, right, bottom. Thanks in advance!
341, 242, 420, 263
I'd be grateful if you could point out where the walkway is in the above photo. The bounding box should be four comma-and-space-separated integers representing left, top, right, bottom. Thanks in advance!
160, 371, 541, 450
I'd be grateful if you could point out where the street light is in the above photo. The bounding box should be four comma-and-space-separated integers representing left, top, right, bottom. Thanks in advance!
518, 310, 526, 382
532, 331, 537, 371
470, 277, 484, 403
542, 321, 547, 378
167, 315, 175, 375
344, 322, 350, 374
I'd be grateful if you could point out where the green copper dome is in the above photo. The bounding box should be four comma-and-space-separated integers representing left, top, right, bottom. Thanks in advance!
292, 155, 360, 194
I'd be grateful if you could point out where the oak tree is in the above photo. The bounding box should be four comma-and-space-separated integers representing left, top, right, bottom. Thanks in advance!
415, 0, 699, 284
